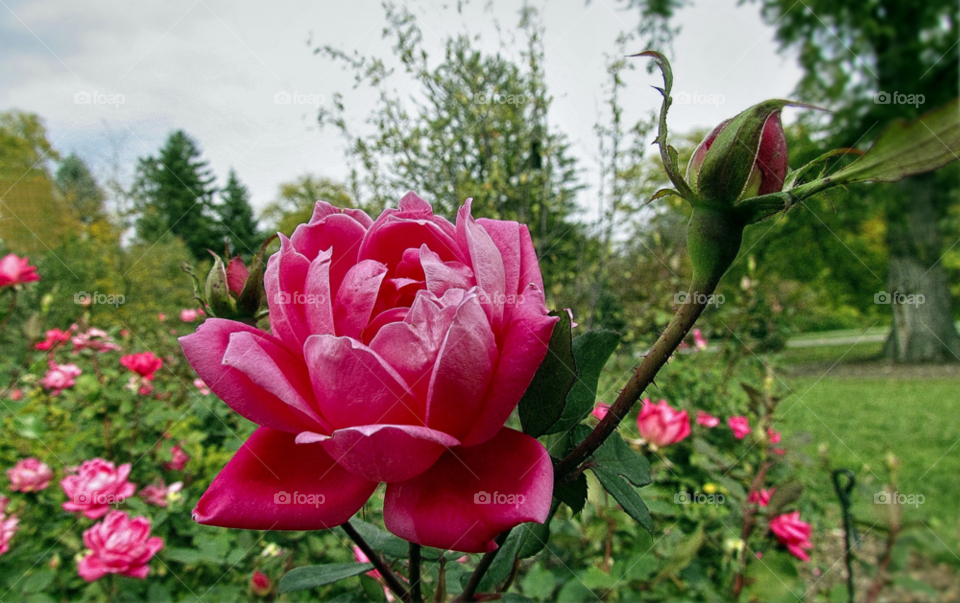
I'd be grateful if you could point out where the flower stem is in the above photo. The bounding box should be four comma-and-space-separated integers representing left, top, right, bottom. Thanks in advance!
342, 522, 410, 602
455, 530, 511, 602
409, 542, 423, 603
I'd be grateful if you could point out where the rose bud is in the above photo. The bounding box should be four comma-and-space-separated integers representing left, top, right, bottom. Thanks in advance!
250, 570, 271, 597
686, 101, 789, 203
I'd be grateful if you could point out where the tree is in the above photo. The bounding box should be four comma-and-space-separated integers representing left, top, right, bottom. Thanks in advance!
748, 0, 960, 361
56, 153, 107, 226
217, 168, 260, 256
260, 175, 355, 237
132, 130, 222, 261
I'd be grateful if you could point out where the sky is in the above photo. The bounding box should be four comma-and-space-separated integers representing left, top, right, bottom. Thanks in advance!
0, 0, 804, 221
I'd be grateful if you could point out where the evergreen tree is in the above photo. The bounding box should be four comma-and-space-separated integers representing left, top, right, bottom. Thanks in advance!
132, 130, 221, 261
56, 154, 106, 225
217, 168, 260, 256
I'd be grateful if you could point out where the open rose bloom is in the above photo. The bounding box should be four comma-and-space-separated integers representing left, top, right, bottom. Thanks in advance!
181, 193, 557, 552
637, 399, 690, 448
77, 511, 163, 581
8, 458, 53, 492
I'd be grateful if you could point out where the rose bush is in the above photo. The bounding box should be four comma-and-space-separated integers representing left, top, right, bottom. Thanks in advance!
181, 193, 557, 552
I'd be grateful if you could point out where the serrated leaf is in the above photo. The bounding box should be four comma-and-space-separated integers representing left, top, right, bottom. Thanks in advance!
518, 310, 576, 437
832, 99, 960, 185
554, 472, 588, 515
547, 329, 620, 434
592, 434, 652, 488
592, 467, 654, 534
279, 563, 375, 594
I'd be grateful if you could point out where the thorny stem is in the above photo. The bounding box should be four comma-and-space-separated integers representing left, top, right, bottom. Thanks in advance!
341, 522, 410, 602
409, 543, 423, 603
454, 530, 511, 602
733, 461, 774, 599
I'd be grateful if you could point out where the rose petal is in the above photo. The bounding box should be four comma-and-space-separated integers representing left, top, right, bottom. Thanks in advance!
303, 248, 336, 335
419, 245, 474, 297
456, 200, 506, 329
517, 224, 544, 292
359, 193, 462, 274
291, 212, 368, 294
265, 236, 311, 354
193, 427, 377, 530
384, 428, 553, 553
332, 260, 388, 339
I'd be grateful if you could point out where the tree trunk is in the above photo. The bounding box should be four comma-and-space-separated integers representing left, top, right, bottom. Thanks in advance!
883, 174, 960, 362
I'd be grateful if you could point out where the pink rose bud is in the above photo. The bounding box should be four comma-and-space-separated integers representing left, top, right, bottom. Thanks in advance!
0, 513, 18, 555
728, 416, 752, 440
181, 193, 557, 553
35, 328, 72, 351
120, 352, 162, 381
0, 254, 39, 287
157, 313, 166, 321
592, 402, 611, 421
180, 308, 201, 322
769, 511, 813, 562
250, 570, 272, 597
61, 459, 137, 519
637, 399, 691, 448
747, 487, 775, 507
77, 511, 163, 581
767, 428, 782, 444
692, 328, 708, 351
8, 389, 22, 401
686, 102, 788, 202
227, 256, 251, 296
193, 378, 211, 396
8, 458, 53, 492
139, 480, 183, 508
40, 363, 82, 395
695, 410, 719, 428
165, 444, 190, 471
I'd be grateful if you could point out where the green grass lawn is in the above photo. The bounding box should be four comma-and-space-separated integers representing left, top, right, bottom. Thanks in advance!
779, 374, 960, 547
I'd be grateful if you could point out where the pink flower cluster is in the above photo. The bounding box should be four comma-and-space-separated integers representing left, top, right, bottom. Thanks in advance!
36, 327, 74, 351
72, 328, 121, 353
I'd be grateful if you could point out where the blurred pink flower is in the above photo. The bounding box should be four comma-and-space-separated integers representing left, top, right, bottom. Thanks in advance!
77, 511, 163, 581
747, 487, 775, 507
728, 416, 751, 440
250, 570, 272, 597
41, 363, 82, 395
767, 429, 782, 444
692, 328, 708, 351
0, 254, 39, 287
0, 513, 18, 555
165, 445, 189, 471
35, 328, 72, 351
8, 389, 22, 401
61, 459, 137, 519
8, 458, 53, 492
592, 402, 611, 421
120, 352, 162, 381
0, 496, 8, 512
139, 480, 182, 508
770, 511, 813, 562
193, 378, 211, 396
180, 308, 204, 322
72, 328, 121, 353
353, 546, 381, 578
637, 399, 690, 448
157, 313, 166, 322
695, 410, 719, 428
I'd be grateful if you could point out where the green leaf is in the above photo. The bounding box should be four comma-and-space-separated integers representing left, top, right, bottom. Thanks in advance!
766, 482, 803, 516
517, 500, 560, 559
520, 565, 557, 601
592, 467, 654, 534
547, 329, 620, 434
279, 563, 375, 594
518, 310, 576, 437
553, 472, 588, 515
164, 547, 204, 565
655, 525, 705, 582
831, 99, 960, 185
591, 433, 652, 488
341, 520, 444, 561
473, 529, 522, 592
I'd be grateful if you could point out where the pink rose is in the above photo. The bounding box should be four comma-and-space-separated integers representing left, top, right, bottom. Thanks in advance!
139, 480, 182, 507
35, 328, 73, 351
0, 513, 18, 555
180, 308, 202, 322
72, 328, 121, 353
768, 428, 782, 444
747, 487, 775, 507
692, 328, 708, 351
61, 459, 137, 519
250, 570, 272, 597
637, 399, 690, 448
769, 511, 813, 561
157, 313, 166, 322
193, 378, 211, 396
8, 458, 53, 492
227, 256, 250, 295
0, 254, 39, 287
728, 416, 752, 440
77, 511, 163, 581
8, 389, 21, 401
41, 363, 82, 395
165, 444, 189, 471
120, 352, 162, 381
695, 410, 719, 428
181, 194, 557, 553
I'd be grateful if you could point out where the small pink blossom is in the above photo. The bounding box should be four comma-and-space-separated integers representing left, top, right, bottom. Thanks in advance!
41, 363, 82, 395
768, 429, 782, 444
8, 458, 53, 492
0, 513, 18, 555
250, 570, 272, 597
770, 511, 813, 562
180, 308, 203, 322
748, 488, 775, 507
61, 459, 137, 519
157, 313, 166, 322
8, 389, 22, 401
35, 328, 72, 351
692, 328, 708, 351
193, 378, 210, 396
139, 480, 183, 508
695, 410, 720, 428
728, 416, 752, 440
77, 511, 163, 581
72, 328, 121, 353
120, 352, 162, 381
592, 402, 611, 421
637, 399, 690, 448
0, 254, 39, 287
165, 444, 189, 471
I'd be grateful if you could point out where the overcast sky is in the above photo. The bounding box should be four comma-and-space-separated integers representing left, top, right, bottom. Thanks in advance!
0, 0, 803, 220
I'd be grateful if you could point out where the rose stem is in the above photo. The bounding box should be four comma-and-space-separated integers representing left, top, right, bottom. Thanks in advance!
454, 530, 511, 602
409, 542, 423, 603
341, 522, 410, 602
